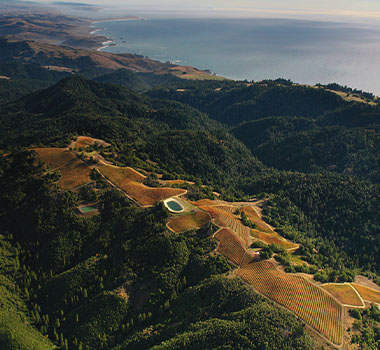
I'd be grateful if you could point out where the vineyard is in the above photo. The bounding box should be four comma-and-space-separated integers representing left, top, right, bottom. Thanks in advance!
241, 205, 299, 250
199, 205, 252, 245
167, 211, 210, 233
57, 158, 92, 190
33, 148, 76, 169
251, 229, 299, 249
33, 148, 92, 190
240, 205, 273, 233
214, 228, 248, 265
98, 165, 145, 184
236, 257, 343, 345
98, 164, 186, 206
351, 284, 380, 305
322, 284, 364, 307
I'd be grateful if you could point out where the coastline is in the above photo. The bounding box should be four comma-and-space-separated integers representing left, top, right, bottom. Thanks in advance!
90, 17, 143, 52
97, 40, 113, 52
92, 16, 143, 24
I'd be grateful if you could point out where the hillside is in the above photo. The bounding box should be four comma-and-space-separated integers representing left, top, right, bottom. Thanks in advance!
0, 151, 315, 350
0, 38, 217, 79
1, 64, 380, 349
147, 80, 380, 183
0, 76, 264, 188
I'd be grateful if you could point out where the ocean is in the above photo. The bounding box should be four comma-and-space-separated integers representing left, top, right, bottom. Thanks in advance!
95, 18, 380, 95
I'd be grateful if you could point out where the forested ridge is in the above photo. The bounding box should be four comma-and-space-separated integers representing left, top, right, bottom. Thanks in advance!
1, 61, 380, 349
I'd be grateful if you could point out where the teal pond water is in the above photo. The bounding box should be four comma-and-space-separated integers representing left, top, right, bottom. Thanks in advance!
166, 200, 183, 212
81, 206, 97, 213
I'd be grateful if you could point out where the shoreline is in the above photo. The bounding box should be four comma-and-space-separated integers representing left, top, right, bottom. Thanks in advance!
90, 17, 143, 52
97, 40, 113, 52
92, 16, 143, 24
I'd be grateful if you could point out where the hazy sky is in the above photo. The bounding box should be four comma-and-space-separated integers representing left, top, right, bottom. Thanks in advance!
28, 0, 380, 21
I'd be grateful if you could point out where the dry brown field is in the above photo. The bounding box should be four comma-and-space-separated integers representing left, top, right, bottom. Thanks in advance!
191, 199, 220, 207
351, 284, 380, 304
322, 284, 364, 307
33, 148, 92, 190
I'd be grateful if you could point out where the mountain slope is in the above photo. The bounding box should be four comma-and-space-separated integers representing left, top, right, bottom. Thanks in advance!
0, 76, 265, 186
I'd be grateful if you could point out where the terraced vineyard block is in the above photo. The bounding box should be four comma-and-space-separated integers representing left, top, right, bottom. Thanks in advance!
236, 257, 343, 345
214, 228, 247, 265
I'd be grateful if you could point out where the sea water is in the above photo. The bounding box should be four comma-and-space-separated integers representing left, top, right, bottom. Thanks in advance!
95, 18, 380, 95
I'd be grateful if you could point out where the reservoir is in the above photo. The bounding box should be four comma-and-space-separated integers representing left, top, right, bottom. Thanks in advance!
164, 198, 185, 213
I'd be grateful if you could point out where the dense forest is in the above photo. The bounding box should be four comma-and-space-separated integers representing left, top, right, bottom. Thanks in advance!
1, 58, 380, 349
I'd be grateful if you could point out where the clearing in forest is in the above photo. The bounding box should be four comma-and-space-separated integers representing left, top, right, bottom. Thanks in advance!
71, 136, 111, 149
98, 164, 186, 206
167, 211, 210, 233
162, 179, 195, 186
351, 284, 380, 305
322, 284, 364, 307
236, 257, 343, 346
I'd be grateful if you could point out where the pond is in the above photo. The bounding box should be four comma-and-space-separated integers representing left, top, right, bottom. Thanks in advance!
80, 206, 97, 213
164, 199, 185, 213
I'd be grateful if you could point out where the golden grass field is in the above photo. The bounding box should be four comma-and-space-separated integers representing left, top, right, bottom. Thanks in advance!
98, 164, 186, 206
327, 90, 377, 106
351, 284, 380, 304
167, 211, 210, 233
72, 136, 111, 149
236, 257, 343, 345
163, 179, 194, 185
191, 199, 220, 206
322, 284, 364, 307
33, 148, 76, 169
214, 228, 247, 265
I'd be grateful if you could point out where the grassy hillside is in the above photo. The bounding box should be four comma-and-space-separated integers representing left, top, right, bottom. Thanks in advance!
0, 152, 314, 349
